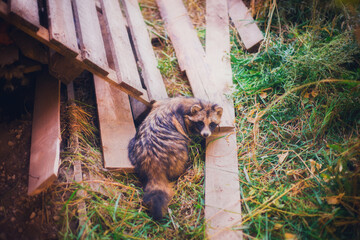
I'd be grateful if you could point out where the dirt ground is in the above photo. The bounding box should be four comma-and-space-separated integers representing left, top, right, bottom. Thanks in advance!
0, 28, 59, 238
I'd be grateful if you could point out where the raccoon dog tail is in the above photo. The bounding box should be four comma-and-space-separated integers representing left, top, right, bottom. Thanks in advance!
143, 177, 173, 220
143, 189, 170, 220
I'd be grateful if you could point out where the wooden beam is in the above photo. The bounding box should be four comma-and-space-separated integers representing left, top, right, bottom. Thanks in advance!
9, 0, 40, 32
100, 0, 143, 92
206, 0, 235, 128
28, 72, 60, 196
72, 0, 109, 76
121, 0, 168, 101
228, 0, 263, 51
0, 1, 149, 105
49, 51, 84, 84
205, 0, 242, 238
93, 75, 135, 171
205, 131, 242, 239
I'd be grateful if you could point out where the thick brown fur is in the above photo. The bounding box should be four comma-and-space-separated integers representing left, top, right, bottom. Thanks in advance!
128, 97, 223, 220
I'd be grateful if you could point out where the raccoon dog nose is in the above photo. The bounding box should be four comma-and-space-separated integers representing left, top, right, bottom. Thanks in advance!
202, 132, 210, 138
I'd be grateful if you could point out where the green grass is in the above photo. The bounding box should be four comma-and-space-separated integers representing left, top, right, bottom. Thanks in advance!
230, 1, 360, 239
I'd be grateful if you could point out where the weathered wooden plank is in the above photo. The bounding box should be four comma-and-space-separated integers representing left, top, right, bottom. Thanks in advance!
205, 131, 242, 239
0, 1, 149, 105
121, 0, 168, 101
47, 0, 79, 57
205, 1, 242, 238
28, 72, 60, 196
72, 0, 109, 76
100, 0, 143, 92
93, 75, 136, 170
206, 0, 235, 129
9, 0, 40, 32
228, 0, 263, 51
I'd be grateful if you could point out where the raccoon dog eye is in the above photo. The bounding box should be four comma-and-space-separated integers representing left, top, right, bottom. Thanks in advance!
195, 121, 204, 130
209, 122, 218, 130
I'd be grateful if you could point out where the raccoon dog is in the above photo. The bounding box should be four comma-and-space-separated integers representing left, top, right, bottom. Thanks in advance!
128, 97, 223, 220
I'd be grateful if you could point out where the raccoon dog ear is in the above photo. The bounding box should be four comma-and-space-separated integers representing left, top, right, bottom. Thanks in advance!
214, 105, 223, 117
190, 104, 202, 114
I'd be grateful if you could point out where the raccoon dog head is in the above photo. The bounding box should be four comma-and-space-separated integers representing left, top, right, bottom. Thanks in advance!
185, 102, 223, 138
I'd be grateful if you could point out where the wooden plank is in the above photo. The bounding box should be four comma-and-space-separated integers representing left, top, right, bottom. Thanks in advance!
93, 74, 136, 170
206, 0, 235, 128
100, 0, 144, 92
72, 0, 109, 76
121, 0, 168, 101
205, 131, 242, 239
205, 1, 242, 238
156, 0, 233, 128
28, 72, 60, 196
49, 51, 84, 84
9, 0, 40, 32
47, 0, 79, 57
228, 0, 263, 51
156, 0, 210, 99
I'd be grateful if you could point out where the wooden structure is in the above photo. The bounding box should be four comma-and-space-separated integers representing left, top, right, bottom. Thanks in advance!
0, 0, 263, 238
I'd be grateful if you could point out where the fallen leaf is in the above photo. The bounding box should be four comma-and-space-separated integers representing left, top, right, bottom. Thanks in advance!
273, 223, 283, 230
284, 233, 297, 240
304, 92, 310, 98
311, 90, 319, 97
326, 196, 340, 205
278, 152, 289, 164
326, 193, 344, 205
260, 92, 268, 99
310, 159, 316, 173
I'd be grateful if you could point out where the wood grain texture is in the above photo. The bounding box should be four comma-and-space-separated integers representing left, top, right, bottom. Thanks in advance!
72, 0, 109, 75
94, 75, 135, 171
206, 0, 235, 128
205, 130, 242, 239
121, 0, 168, 101
9, 0, 39, 32
228, 0, 263, 51
100, 0, 144, 93
28, 72, 60, 196
47, 0, 79, 57
0, 1, 149, 104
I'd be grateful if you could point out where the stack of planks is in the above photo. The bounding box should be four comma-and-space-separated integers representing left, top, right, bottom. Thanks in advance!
0, 0, 167, 194
1, 0, 263, 238
156, 0, 263, 238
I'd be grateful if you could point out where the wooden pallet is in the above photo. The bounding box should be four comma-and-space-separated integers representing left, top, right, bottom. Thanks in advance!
0, 0, 151, 105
